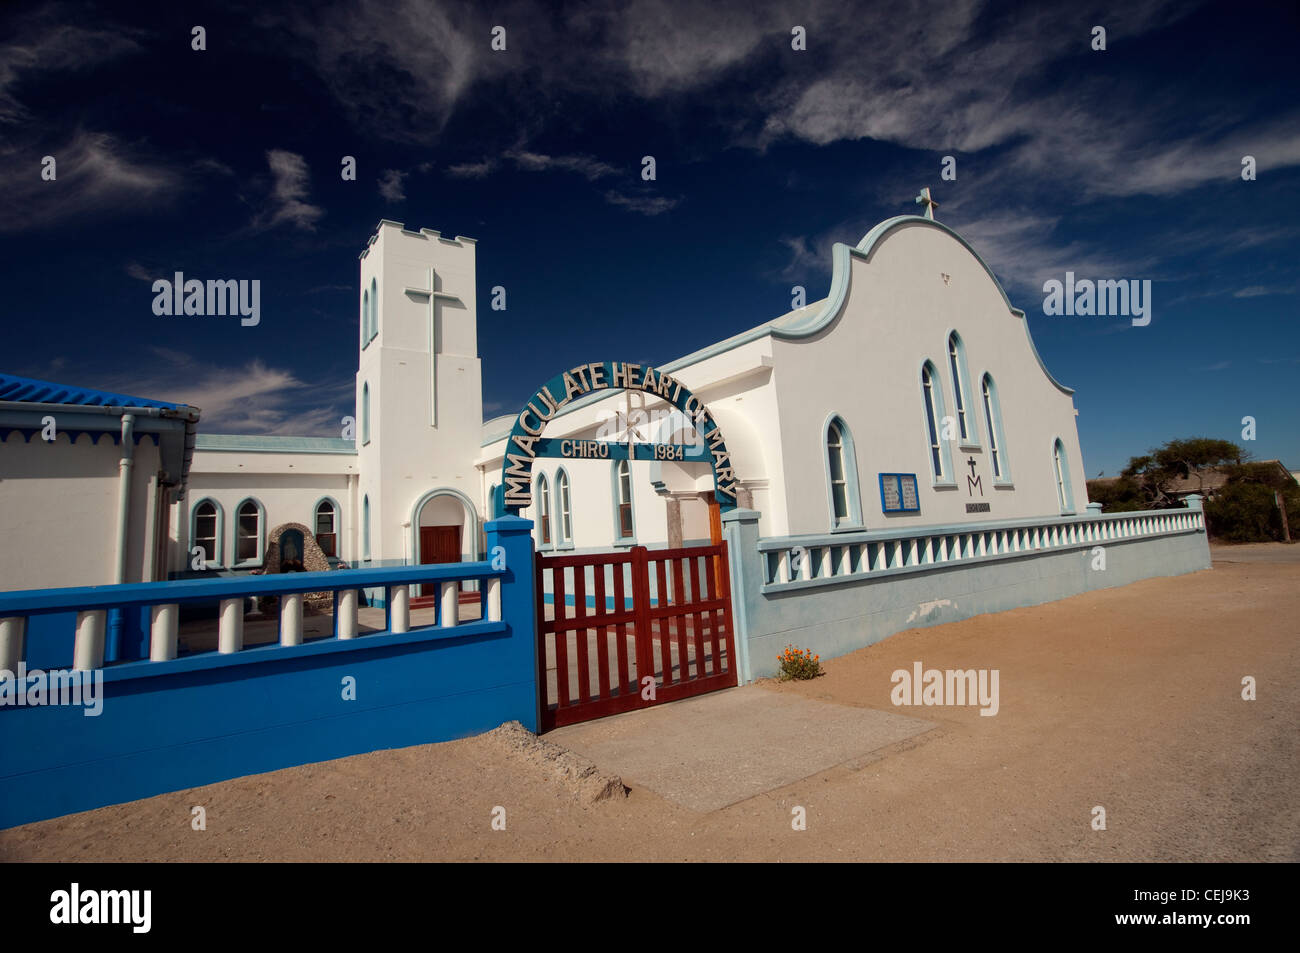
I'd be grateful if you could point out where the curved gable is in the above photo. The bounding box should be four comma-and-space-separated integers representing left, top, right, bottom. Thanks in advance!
778, 215, 1072, 396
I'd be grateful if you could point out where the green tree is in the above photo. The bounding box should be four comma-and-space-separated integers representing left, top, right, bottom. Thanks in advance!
1120, 437, 1246, 508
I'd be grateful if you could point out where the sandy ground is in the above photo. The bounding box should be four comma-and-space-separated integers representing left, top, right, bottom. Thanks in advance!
2, 544, 1296, 862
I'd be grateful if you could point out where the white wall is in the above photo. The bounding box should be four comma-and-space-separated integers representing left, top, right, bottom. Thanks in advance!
1, 431, 164, 591
172, 449, 355, 571
772, 220, 1088, 536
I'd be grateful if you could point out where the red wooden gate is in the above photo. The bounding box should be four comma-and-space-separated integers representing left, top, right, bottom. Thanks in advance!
536, 542, 737, 731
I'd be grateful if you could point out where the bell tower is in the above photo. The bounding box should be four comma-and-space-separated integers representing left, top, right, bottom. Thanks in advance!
355, 220, 483, 564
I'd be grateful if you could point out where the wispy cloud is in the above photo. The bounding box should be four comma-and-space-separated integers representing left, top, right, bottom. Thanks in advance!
111, 349, 353, 435
0, 130, 184, 233
447, 149, 619, 181
0, 8, 144, 125
252, 150, 324, 231
603, 190, 679, 216
378, 168, 407, 202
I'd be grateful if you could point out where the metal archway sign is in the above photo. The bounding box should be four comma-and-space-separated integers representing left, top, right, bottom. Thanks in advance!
499, 361, 738, 515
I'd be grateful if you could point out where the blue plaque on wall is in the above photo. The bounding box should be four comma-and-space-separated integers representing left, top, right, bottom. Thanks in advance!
879, 473, 920, 513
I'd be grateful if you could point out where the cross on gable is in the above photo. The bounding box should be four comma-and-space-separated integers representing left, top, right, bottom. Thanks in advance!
967, 456, 977, 475
915, 187, 939, 220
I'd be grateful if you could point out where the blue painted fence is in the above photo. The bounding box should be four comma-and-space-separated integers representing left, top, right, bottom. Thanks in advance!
0, 516, 537, 829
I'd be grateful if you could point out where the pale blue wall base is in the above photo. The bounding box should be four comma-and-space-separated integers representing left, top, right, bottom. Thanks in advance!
726, 516, 1212, 680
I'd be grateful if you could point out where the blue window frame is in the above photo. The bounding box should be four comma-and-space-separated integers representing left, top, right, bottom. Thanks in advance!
611, 459, 636, 544
233, 497, 265, 566
361, 382, 371, 446
535, 472, 553, 549
190, 498, 223, 567
878, 473, 921, 513
362, 494, 372, 561
1053, 438, 1075, 514
981, 373, 1011, 482
823, 413, 864, 530
555, 468, 573, 546
947, 331, 979, 446
920, 360, 954, 483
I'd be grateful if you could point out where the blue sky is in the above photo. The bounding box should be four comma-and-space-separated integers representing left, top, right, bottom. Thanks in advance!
1, 0, 1297, 477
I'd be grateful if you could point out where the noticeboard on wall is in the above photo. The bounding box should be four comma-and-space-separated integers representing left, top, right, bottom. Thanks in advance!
879, 473, 920, 513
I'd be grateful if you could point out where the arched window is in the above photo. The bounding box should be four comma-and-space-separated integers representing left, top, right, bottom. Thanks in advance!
981, 373, 1010, 481
556, 469, 572, 544
191, 499, 222, 567
315, 499, 338, 557
235, 498, 264, 564
362, 494, 371, 561
360, 287, 370, 348
947, 331, 975, 444
361, 382, 371, 445
487, 484, 500, 520
369, 277, 378, 342
536, 473, 552, 547
824, 414, 863, 529
920, 360, 951, 482
613, 459, 635, 542
1053, 439, 1075, 514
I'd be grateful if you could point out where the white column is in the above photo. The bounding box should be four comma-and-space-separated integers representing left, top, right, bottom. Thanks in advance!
337, 589, 358, 639
390, 585, 410, 634
150, 603, 179, 661
281, 593, 304, 645
218, 598, 243, 653
73, 610, 106, 671
0, 616, 26, 673
440, 581, 459, 628
486, 577, 502, 622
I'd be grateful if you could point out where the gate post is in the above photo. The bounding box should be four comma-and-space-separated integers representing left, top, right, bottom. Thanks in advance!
484, 515, 539, 733
721, 508, 761, 685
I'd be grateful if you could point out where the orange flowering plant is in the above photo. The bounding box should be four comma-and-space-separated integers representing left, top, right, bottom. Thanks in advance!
776, 644, 822, 681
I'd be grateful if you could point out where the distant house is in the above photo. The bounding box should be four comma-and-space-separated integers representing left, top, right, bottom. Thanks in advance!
1089, 459, 1295, 508
1165, 459, 1294, 501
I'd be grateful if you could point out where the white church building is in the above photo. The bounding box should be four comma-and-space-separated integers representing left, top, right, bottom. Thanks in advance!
1, 198, 1095, 594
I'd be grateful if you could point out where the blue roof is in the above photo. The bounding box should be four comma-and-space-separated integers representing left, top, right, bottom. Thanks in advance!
0, 372, 195, 412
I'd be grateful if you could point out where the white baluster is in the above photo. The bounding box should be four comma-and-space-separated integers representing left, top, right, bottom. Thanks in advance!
219, 597, 243, 653
337, 589, 358, 639
440, 581, 459, 627
281, 593, 305, 645
73, 610, 106, 671
487, 577, 502, 622
0, 616, 26, 673
150, 603, 179, 661
389, 585, 409, 634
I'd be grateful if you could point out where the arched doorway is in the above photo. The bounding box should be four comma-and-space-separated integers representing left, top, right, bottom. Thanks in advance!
410, 488, 479, 600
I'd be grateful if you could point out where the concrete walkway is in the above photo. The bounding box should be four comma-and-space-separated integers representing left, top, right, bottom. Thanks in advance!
549, 685, 936, 812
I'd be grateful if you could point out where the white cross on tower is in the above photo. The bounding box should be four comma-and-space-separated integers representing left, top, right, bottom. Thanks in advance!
914, 186, 939, 220
404, 267, 462, 428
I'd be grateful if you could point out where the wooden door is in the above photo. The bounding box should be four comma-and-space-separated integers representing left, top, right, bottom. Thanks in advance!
419, 525, 462, 564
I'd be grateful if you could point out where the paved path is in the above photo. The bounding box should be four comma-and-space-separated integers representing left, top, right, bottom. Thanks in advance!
551, 687, 934, 812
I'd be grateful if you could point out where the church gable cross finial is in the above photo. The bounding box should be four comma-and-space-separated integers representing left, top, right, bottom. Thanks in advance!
914, 186, 939, 220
